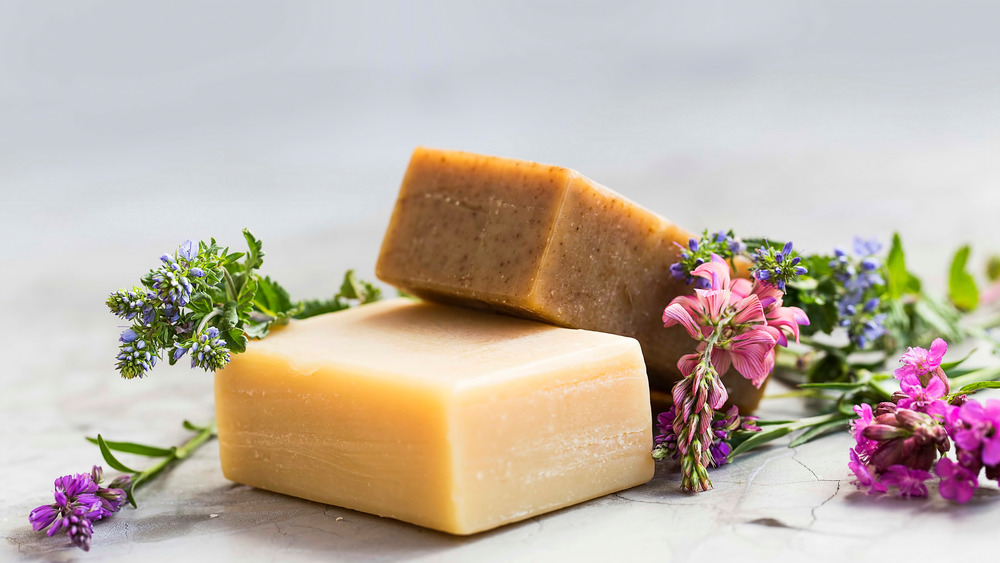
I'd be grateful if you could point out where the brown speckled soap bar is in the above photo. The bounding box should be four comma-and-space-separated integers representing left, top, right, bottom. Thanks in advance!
376, 147, 763, 411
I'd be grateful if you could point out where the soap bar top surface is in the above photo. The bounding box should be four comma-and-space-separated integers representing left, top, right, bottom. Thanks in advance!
247, 297, 634, 386
216, 298, 654, 535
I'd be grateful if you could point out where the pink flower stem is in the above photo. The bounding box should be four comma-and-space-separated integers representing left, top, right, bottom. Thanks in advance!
673, 316, 728, 493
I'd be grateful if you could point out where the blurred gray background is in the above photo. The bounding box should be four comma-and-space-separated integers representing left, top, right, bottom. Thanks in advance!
3, 2, 1000, 560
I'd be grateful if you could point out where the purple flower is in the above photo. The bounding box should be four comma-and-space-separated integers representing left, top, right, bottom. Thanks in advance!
946, 399, 1000, 467
880, 465, 932, 498
897, 376, 948, 414
177, 239, 196, 262
188, 326, 231, 371
936, 457, 979, 503
29, 466, 128, 551
894, 338, 948, 384
850, 403, 878, 457
849, 448, 887, 495
853, 237, 883, 257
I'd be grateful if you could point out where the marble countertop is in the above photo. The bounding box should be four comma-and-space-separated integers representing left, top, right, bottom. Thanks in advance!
4, 2, 1000, 561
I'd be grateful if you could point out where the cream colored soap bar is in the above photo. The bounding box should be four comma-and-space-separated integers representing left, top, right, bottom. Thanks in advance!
215, 298, 654, 535
376, 147, 763, 411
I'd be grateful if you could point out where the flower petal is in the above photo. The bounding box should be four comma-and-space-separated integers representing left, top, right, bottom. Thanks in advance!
663, 302, 701, 340
691, 254, 731, 291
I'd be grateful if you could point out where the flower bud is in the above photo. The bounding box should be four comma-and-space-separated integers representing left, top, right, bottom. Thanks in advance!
873, 402, 897, 416
864, 424, 909, 441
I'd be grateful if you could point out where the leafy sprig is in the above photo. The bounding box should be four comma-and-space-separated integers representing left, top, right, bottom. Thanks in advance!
107, 231, 382, 377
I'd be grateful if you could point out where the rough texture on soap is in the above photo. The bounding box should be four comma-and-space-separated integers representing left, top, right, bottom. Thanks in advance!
376, 147, 764, 411
215, 298, 654, 535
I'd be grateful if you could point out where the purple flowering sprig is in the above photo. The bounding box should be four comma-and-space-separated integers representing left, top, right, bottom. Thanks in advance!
29, 421, 216, 551
28, 466, 129, 551
669, 229, 747, 288
750, 240, 808, 292
109, 231, 383, 379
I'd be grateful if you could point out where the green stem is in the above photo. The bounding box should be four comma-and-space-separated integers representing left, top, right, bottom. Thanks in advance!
223, 269, 237, 301
196, 309, 221, 334
130, 421, 217, 500
950, 365, 1000, 390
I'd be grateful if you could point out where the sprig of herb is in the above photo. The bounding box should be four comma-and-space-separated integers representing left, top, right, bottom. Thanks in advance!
107, 231, 382, 377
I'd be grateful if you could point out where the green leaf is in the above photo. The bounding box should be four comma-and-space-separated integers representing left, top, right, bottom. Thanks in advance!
244, 321, 270, 340
183, 420, 208, 432
242, 229, 265, 273
788, 418, 849, 447
941, 348, 978, 372
227, 328, 248, 353
255, 276, 297, 317
886, 232, 920, 298
728, 427, 793, 460
754, 419, 798, 426
913, 298, 963, 343
948, 245, 979, 312
96, 435, 139, 473
294, 297, 349, 320
86, 437, 173, 457
798, 381, 864, 391
221, 301, 239, 331
339, 270, 362, 300
957, 381, 1000, 394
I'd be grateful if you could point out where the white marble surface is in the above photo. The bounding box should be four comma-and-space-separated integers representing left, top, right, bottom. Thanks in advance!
4, 2, 1000, 561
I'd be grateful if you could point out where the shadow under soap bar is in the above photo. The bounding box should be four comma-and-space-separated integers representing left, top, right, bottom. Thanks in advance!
215, 298, 654, 535
376, 147, 764, 411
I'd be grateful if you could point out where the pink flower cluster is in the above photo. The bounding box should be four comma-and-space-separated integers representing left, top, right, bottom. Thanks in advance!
848, 338, 1000, 502
663, 254, 809, 392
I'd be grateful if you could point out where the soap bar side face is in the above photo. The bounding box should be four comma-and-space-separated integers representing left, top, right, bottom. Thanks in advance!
377, 147, 571, 307
529, 175, 694, 390
449, 342, 654, 534
215, 351, 457, 529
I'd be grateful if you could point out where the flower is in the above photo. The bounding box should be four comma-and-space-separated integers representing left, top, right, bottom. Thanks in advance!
149, 240, 207, 307
936, 457, 979, 503
663, 254, 791, 388
880, 465, 932, 498
945, 398, 1000, 469
653, 405, 756, 468
28, 466, 128, 551
115, 328, 159, 380
849, 448, 887, 495
750, 241, 808, 291
668, 230, 746, 287
180, 327, 232, 372
829, 237, 888, 349
894, 338, 948, 385
106, 287, 159, 325
851, 403, 878, 457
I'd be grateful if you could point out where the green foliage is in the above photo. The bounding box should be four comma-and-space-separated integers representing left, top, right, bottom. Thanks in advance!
949, 245, 979, 312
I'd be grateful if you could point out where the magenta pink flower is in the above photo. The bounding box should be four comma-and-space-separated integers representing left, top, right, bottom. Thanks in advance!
851, 403, 878, 457
897, 376, 948, 414
947, 399, 1000, 466
849, 448, 887, 495
894, 338, 947, 383
880, 465, 932, 498
936, 457, 979, 503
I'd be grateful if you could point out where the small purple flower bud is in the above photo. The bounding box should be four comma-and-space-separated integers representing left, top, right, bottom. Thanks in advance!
782, 241, 794, 255
756, 270, 771, 281
119, 329, 138, 343
689, 238, 699, 252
